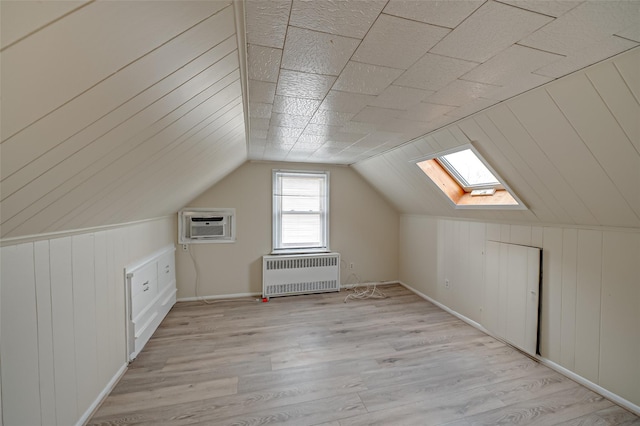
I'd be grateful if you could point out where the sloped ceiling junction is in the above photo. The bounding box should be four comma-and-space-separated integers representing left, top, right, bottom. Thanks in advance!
1, 1, 639, 240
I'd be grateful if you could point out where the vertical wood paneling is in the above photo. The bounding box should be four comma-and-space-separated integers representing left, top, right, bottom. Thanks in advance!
49, 237, 79, 425
486, 223, 500, 241
497, 241, 509, 338
71, 234, 100, 417
34, 241, 57, 423
531, 226, 543, 248
510, 225, 531, 246
560, 228, 578, 370
600, 231, 640, 404
94, 232, 111, 386
483, 241, 500, 333
541, 227, 563, 362
574, 230, 602, 383
0, 243, 42, 426
467, 222, 485, 322
506, 244, 528, 350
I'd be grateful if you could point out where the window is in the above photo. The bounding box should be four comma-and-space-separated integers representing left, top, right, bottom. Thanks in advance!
272, 170, 329, 253
416, 145, 526, 209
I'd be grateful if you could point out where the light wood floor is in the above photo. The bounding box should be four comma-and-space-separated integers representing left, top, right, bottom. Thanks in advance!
89, 284, 639, 425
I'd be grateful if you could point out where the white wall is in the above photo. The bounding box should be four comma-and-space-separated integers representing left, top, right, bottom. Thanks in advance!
0, 216, 175, 426
399, 215, 640, 408
176, 161, 399, 298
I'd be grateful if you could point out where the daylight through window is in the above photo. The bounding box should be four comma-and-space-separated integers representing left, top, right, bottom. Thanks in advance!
273, 170, 329, 253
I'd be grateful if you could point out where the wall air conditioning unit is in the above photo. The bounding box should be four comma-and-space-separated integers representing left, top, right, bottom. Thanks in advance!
178, 208, 236, 244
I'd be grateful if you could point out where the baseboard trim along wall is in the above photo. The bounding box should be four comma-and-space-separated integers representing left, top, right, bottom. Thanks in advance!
398, 281, 640, 417
76, 363, 128, 426
177, 292, 262, 302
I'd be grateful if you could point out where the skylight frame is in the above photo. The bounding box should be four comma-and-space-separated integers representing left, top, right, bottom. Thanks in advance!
436, 149, 504, 192
414, 144, 527, 210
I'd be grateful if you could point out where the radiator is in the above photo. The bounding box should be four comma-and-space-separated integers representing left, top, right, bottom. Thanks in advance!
262, 252, 341, 299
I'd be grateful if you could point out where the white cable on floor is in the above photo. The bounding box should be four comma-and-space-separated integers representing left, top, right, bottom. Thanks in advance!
343, 272, 387, 303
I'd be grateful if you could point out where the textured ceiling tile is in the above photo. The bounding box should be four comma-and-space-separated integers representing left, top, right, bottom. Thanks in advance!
304, 123, 343, 136
616, 23, 640, 43
444, 98, 499, 119
245, 0, 291, 49
370, 85, 434, 110
423, 79, 501, 107
296, 133, 329, 146
430, 1, 553, 63
319, 90, 376, 113
482, 73, 552, 101
399, 102, 457, 122
281, 27, 359, 75
327, 131, 367, 144
353, 14, 450, 69
249, 102, 273, 118
248, 45, 282, 83
248, 79, 276, 103
519, 1, 640, 54
383, 0, 484, 28
462, 45, 563, 85
354, 131, 404, 147
310, 109, 355, 126
276, 69, 336, 99
499, 0, 583, 17
270, 112, 311, 128
341, 120, 379, 135
395, 53, 479, 91
272, 95, 321, 116
289, 0, 386, 38
376, 118, 432, 135
333, 61, 404, 95
352, 106, 403, 124
532, 36, 639, 78
267, 125, 303, 141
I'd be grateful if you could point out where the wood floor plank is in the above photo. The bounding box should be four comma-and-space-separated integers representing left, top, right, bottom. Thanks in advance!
88, 284, 639, 425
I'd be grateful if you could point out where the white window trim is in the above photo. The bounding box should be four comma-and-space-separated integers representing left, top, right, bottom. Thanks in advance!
272, 169, 330, 254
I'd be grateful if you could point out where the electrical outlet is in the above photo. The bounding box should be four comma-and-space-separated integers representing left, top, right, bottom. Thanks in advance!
445, 279, 450, 288
182, 244, 188, 252
349, 262, 354, 269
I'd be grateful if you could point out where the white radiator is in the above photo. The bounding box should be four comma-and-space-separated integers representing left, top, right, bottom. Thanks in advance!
262, 252, 341, 299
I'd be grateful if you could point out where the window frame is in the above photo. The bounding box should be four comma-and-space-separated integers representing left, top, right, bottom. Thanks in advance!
415, 144, 527, 210
435, 149, 504, 192
272, 169, 330, 254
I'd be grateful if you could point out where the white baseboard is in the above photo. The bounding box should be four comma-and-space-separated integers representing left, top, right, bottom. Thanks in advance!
76, 362, 128, 426
177, 292, 262, 302
537, 358, 640, 416
398, 281, 640, 417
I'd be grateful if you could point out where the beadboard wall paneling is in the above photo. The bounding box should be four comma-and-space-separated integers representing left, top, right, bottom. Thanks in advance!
0, 217, 174, 425
399, 215, 640, 408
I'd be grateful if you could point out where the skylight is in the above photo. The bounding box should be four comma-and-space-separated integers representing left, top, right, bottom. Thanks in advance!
416, 145, 526, 210
438, 149, 500, 189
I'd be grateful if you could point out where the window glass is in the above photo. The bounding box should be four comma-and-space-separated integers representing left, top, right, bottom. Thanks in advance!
273, 170, 329, 253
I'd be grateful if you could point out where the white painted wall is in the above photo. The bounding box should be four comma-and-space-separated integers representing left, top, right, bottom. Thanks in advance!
399, 215, 640, 408
176, 161, 399, 298
0, 216, 174, 426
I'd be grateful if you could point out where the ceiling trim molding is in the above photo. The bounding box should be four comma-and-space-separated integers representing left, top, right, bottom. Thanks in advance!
233, 0, 250, 152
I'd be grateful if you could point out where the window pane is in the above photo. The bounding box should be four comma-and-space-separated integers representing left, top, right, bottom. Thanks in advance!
281, 176, 322, 211
440, 149, 499, 187
282, 214, 321, 246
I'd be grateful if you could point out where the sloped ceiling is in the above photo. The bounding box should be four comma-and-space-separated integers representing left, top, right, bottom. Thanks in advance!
1, 1, 247, 239
354, 48, 640, 228
244, 0, 639, 164
2, 1, 639, 240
